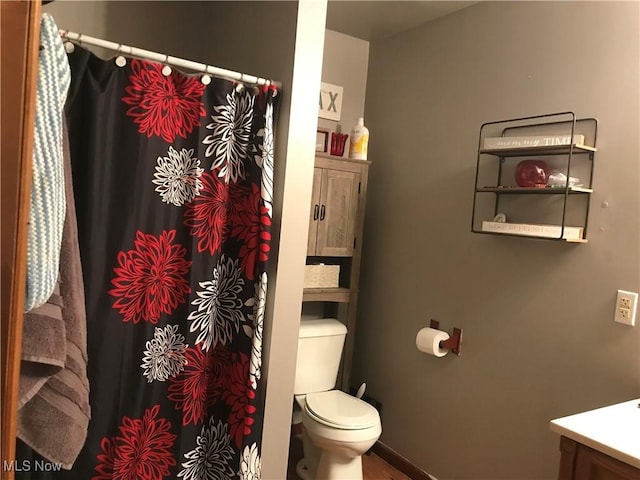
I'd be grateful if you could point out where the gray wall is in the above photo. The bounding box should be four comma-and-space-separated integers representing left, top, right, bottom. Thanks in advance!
47, 1, 214, 60
354, 2, 640, 479
318, 29, 370, 151
46, 1, 109, 37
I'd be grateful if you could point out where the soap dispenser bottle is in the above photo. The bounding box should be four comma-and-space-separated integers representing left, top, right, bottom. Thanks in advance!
348, 117, 369, 160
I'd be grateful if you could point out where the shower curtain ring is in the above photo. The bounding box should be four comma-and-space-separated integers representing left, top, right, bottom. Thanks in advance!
63, 31, 75, 54
201, 67, 212, 86
161, 55, 172, 76
115, 44, 127, 67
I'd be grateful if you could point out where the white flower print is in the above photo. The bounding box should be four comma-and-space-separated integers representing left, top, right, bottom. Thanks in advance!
140, 324, 188, 382
254, 101, 274, 217
244, 272, 266, 390
178, 417, 234, 480
202, 90, 254, 183
188, 255, 245, 352
239, 443, 261, 480
152, 146, 204, 206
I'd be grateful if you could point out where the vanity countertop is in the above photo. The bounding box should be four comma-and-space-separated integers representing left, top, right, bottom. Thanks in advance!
550, 398, 640, 468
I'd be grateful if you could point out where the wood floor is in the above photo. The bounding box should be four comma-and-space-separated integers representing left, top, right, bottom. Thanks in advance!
287, 433, 412, 480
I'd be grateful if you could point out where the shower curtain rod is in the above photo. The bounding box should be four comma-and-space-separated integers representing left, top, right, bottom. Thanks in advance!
59, 29, 281, 90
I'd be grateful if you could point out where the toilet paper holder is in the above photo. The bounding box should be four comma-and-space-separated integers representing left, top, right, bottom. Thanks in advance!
430, 319, 463, 355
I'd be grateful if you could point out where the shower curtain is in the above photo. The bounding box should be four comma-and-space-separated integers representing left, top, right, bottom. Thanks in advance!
46, 46, 274, 479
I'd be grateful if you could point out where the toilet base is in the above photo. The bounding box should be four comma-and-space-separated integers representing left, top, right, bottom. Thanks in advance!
296, 452, 364, 480
316, 450, 364, 480
296, 458, 314, 480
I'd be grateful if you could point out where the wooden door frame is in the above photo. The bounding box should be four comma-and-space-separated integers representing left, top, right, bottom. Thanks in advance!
1, 0, 42, 476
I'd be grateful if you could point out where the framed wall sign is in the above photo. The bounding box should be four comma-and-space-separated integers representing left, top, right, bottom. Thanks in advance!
316, 128, 330, 153
318, 82, 343, 121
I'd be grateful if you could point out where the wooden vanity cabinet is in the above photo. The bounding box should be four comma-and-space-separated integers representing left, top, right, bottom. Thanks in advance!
558, 437, 640, 480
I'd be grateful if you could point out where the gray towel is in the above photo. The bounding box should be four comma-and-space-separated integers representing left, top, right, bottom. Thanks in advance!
18, 117, 90, 470
17, 281, 65, 406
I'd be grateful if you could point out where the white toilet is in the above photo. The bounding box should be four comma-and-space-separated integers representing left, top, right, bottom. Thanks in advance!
294, 318, 382, 480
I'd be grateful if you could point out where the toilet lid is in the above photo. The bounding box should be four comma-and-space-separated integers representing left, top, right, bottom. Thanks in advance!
304, 390, 379, 429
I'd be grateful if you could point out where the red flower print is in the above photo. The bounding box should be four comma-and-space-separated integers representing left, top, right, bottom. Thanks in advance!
93, 438, 116, 479
93, 405, 176, 480
222, 352, 257, 448
231, 183, 271, 280
122, 59, 205, 143
184, 171, 248, 255
108, 230, 191, 324
167, 345, 232, 426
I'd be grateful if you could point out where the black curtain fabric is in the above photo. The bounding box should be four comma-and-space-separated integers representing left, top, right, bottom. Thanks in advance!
18, 45, 276, 480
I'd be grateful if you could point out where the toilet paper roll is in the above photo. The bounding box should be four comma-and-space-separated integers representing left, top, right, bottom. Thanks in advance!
416, 327, 450, 357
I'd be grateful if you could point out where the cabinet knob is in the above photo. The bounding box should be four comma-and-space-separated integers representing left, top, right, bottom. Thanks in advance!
320, 205, 326, 221
313, 204, 319, 220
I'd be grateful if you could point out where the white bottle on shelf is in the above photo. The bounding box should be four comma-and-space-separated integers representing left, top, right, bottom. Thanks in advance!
348, 117, 369, 160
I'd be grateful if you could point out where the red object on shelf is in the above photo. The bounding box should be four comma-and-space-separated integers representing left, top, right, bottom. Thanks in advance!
515, 159, 550, 188
330, 132, 348, 156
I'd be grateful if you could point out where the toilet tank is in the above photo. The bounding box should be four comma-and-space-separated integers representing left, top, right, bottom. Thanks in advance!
294, 318, 347, 395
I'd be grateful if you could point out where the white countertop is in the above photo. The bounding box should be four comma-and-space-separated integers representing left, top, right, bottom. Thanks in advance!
550, 398, 640, 468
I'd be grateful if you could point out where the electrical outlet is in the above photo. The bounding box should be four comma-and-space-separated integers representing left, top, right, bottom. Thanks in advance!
614, 290, 638, 326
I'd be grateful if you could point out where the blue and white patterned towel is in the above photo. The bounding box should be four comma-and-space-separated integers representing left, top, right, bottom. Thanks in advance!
25, 13, 71, 312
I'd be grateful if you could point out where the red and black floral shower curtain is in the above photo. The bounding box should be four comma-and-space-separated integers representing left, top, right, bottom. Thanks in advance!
38, 46, 274, 479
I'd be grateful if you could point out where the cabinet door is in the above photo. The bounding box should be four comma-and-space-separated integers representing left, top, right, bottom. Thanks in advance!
307, 168, 323, 256
316, 169, 360, 257
573, 444, 640, 480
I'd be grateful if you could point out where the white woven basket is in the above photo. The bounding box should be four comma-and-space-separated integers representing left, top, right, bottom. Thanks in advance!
304, 264, 340, 288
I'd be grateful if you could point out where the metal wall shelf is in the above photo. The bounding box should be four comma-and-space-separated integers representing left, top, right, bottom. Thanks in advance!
470, 112, 598, 242
479, 143, 596, 157
476, 186, 593, 194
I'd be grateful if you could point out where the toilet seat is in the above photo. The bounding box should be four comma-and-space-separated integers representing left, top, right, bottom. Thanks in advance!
304, 390, 379, 430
